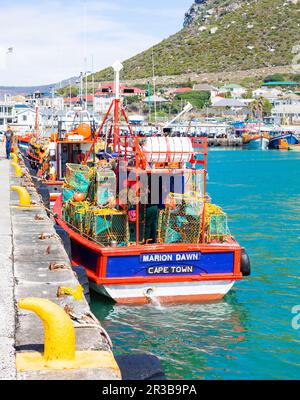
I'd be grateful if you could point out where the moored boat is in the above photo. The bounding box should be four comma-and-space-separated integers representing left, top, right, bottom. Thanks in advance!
54, 62, 251, 305
243, 133, 270, 150
269, 133, 299, 149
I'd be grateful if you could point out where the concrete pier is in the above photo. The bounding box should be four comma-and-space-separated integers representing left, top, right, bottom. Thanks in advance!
0, 145, 121, 380
0, 149, 16, 380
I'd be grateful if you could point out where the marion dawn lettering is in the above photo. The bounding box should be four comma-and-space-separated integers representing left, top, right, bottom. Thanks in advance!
140, 252, 201, 263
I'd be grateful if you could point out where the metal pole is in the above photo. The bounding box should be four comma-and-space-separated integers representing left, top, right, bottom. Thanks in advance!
152, 49, 157, 123
112, 61, 123, 151
80, 72, 83, 106
69, 79, 71, 109
92, 55, 95, 118
85, 72, 88, 111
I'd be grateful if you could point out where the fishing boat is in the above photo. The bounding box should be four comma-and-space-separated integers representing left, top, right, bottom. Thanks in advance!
269, 133, 299, 149
243, 132, 270, 150
35, 111, 96, 202
17, 133, 32, 150
54, 62, 251, 305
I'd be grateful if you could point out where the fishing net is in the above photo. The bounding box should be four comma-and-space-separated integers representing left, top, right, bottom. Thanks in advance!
158, 193, 204, 244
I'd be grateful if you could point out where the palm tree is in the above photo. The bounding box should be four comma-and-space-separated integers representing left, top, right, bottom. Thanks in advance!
251, 96, 265, 121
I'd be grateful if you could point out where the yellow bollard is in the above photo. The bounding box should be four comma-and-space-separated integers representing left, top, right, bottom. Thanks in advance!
57, 285, 84, 301
10, 153, 18, 163
16, 298, 121, 375
18, 298, 75, 364
10, 162, 23, 178
11, 185, 31, 207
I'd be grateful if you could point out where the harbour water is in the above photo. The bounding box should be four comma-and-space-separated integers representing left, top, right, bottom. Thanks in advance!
91, 149, 300, 380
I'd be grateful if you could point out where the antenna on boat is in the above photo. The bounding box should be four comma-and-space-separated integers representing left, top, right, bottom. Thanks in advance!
112, 60, 123, 149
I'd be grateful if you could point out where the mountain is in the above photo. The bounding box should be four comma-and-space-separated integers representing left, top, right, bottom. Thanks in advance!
93, 0, 300, 83
183, 0, 246, 27
0, 77, 78, 97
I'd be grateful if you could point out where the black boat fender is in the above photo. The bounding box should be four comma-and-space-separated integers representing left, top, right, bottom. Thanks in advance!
72, 266, 91, 304
54, 224, 72, 260
36, 184, 50, 211
240, 248, 251, 277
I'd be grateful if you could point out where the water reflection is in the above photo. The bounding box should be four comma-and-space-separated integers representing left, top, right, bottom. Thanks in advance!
91, 291, 248, 379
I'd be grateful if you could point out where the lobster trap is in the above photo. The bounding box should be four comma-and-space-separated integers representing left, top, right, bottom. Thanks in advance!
158, 193, 204, 244
63, 201, 92, 235
91, 209, 129, 247
65, 163, 91, 193
204, 203, 230, 243
96, 168, 116, 206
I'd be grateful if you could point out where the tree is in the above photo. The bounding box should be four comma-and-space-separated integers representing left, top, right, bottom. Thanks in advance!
251, 96, 272, 118
57, 86, 78, 97
175, 90, 211, 110
263, 73, 285, 83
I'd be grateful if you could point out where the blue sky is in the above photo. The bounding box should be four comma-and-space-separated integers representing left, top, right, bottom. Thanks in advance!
0, 0, 192, 86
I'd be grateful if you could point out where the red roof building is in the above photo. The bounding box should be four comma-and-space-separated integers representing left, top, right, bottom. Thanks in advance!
96, 83, 145, 97
174, 87, 193, 94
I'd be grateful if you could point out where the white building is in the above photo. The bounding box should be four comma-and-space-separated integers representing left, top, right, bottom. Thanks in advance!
273, 93, 300, 107
271, 104, 300, 123
219, 84, 247, 99
13, 107, 43, 133
0, 102, 15, 130
252, 88, 283, 102
93, 96, 114, 114
25, 91, 64, 110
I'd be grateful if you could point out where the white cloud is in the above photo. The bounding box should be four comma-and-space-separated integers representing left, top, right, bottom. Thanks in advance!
0, 0, 161, 86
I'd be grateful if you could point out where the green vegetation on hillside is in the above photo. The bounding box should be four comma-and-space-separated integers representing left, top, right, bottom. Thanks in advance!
175, 90, 211, 109
92, 0, 300, 82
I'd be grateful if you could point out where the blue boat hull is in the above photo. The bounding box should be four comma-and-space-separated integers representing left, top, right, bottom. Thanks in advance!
269, 134, 299, 149
244, 137, 269, 150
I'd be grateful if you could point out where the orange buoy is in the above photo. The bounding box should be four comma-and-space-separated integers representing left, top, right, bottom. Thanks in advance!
73, 124, 92, 140
73, 192, 86, 202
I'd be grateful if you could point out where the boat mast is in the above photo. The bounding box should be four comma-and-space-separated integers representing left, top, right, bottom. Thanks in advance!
83, 61, 123, 164
112, 61, 123, 150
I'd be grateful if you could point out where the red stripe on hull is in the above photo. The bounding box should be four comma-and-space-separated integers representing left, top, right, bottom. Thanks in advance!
115, 293, 225, 305
50, 194, 60, 202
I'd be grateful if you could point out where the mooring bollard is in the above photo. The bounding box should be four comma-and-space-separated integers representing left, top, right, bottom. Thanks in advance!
16, 298, 121, 375
11, 186, 31, 207
57, 285, 84, 301
10, 153, 18, 163
10, 162, 23, 178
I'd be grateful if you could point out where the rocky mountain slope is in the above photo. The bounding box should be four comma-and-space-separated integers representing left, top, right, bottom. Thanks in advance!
93, 0, 300, 82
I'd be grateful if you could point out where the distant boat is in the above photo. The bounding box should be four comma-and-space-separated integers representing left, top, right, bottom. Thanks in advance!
269, 133, 299, 149
128, 115, 144, 124
243, 133, 270, 150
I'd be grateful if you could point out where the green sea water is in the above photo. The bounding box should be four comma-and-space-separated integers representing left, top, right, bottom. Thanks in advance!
91, 149, 300, 380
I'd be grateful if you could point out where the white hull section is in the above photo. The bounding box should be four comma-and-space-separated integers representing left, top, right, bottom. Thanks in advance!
245, 137, 269, 150
91, 280, 235, 305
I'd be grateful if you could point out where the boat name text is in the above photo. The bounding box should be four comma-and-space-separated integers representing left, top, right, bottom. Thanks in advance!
140, 252, 201, 263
